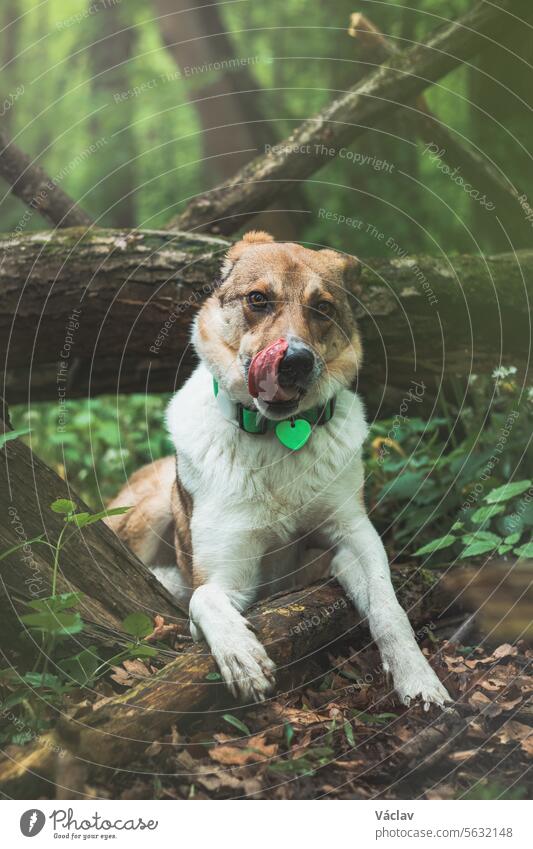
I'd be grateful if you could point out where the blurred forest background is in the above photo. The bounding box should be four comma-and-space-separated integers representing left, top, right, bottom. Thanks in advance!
2, 0, 532, 560
1, 1, 533, 801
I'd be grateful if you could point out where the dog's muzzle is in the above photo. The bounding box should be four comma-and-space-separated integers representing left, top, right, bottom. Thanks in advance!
248, 336, 316, 404
277, 341, 315, 389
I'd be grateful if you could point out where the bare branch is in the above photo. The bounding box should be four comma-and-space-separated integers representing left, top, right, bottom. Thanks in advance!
348, 12, 532, 245
167, 0, 531, 235
0, 129, 93, 228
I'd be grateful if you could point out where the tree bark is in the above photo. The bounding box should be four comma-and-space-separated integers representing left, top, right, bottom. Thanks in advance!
0, 567, 447, 793
0, 413, 187, 652
152, 0, 273, 179
88, 2, 137, 227
0, 131, 93, 229
151, 0, 304, 241
167, 0, 531, 235
1, 229, 531, 405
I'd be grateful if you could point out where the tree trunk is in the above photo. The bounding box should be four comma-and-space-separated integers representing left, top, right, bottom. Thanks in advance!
167, 0, 531, 235
151, 0, 303, 240
0, 413, 187, 653
152, 0, 272, 180
87, 2, 137, 227
0, 567, 448, 794
0, 229, 531, 405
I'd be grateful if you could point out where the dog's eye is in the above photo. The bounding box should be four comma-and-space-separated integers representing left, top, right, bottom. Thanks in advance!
316, 300, 335, 319
247, 291, 270, 310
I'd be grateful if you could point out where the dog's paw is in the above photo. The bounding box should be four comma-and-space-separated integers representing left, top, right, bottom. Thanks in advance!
212, 628, 276, 703
394, 662, 451, 711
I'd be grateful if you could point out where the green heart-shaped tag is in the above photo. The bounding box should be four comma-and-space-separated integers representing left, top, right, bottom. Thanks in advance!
275, 418, 312, 450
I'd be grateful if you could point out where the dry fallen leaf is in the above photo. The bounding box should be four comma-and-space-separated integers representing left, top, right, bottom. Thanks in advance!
145, 614, 179, 644
496, 720, 533, 757
468, 690, 503, 717
209, 734, 278, 766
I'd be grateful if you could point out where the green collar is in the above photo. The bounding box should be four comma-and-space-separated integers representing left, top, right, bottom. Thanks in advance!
213, 378, 335, 450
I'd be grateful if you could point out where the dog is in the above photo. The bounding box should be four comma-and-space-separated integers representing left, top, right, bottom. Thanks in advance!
106, 231, 450, 707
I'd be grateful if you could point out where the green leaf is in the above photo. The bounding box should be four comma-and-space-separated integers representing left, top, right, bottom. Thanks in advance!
50, 498, 77, 514
284, 722, 294, 747
121, 612, 153, 639
471, 504, 505, 524
0, 691, 28, 710
504, 532, 521, 545
497, 514, 524, 537
338, 667, 362, 682
223, 714, 251, 736
461, 531, 502, 546
343, 719, 356, 747
22, 672, 63, 690
451, 521, 464, 531
520, 502, 533, 527
0, 428, 30, 449
205, 671, 221, 681
514, 541, 533, 558
20, 610, 83, 635
126, 643, 158, 659
485, 480, 532, 504
497, 544, 513, 554
414, 535, 456, 556
67, 512, 91, 527
27, 592, 84, 612
68, 506, 131, 528
58, 647, 100, 686
378, 471, 425, 501
460, 540, 500, 558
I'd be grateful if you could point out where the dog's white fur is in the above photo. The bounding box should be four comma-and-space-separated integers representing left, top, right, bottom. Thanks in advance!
165, 363, 450, 707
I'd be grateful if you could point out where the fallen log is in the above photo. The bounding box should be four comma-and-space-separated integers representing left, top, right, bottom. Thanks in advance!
0, 566, 447, 794
0, 411, 187, 651
1, 229, 531, 404
167, 0, 530, 235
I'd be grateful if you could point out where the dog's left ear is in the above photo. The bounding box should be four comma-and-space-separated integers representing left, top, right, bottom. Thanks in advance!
319, 249, 362, 289
220, 231, 274, 280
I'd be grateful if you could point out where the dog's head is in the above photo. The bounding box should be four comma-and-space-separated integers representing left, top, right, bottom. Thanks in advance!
193, 231, 363, 420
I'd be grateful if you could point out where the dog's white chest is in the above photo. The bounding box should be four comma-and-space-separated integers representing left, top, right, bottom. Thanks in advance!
166, 365, 368, 538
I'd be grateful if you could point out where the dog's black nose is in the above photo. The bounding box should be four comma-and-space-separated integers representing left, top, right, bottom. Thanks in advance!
278, 344, 315, 386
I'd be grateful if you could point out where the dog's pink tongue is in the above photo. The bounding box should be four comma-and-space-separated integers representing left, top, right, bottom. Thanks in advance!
248, 338, 296, 402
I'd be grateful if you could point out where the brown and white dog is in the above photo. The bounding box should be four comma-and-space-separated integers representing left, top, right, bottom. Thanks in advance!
106, 231, 450, 707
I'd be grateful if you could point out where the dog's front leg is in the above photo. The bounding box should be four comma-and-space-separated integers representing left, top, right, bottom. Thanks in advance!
329, 513, 450, 709
188, 526, 275, 702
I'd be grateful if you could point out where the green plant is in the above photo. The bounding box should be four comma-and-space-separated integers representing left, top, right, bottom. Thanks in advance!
0, 499, 162, 746
414, 479, 533, 559
366, 369, 533, 560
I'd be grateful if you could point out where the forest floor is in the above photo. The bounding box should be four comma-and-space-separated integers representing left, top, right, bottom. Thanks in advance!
77, 628, 533, 800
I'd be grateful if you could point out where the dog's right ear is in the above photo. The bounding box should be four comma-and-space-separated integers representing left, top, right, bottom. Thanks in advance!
220, 231, 274, 280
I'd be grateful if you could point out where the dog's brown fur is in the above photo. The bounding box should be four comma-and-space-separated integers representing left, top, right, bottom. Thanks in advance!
196, 231, 362, 401
106, 233, 362, 585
